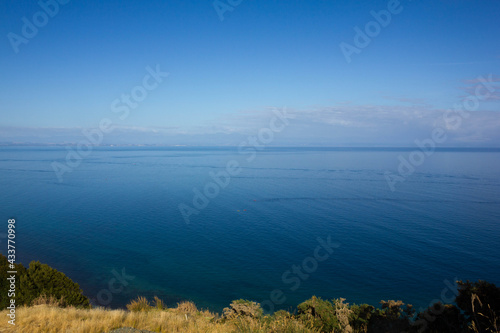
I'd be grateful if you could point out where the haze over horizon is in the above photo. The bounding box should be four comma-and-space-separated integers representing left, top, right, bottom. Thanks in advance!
1, 0, 500, 146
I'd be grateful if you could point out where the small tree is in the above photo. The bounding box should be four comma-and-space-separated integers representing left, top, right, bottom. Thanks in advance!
0, 254, 89, 308
17, 260, 90, 308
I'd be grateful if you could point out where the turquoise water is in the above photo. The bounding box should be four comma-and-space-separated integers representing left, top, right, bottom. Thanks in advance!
0, 147, 499, 312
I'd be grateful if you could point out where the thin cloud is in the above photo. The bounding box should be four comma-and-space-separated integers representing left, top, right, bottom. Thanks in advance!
2, 102, 499, 147
459, 74, 500, 102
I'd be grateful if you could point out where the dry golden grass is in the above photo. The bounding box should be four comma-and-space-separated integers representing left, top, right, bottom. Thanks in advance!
470, 293, 499, 333
231, 316, 319, 333
153, 296, 165, 310
0, 304, 318, 333
0, 304, 226, 333
126, 296, 151, 312
31, 294, 65, 307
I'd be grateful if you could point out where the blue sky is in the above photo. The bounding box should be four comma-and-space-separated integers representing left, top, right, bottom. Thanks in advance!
1, 0, 499, 146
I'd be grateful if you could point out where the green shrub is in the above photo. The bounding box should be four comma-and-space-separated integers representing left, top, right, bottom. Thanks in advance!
296, 296, 341, 332
0, 254, 89, 308
17, 260, 90, 308
368, 300, 413, 332
273, 309, 293, 319
349, 303, 375, 332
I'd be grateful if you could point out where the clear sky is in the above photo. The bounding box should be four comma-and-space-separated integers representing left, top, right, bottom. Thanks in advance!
1, 0, 499, 146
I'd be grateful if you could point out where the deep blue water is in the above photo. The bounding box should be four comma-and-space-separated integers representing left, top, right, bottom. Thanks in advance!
0, 146, 499, 313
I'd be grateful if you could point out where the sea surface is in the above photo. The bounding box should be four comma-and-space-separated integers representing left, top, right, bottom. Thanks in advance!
0, 146, 499, 313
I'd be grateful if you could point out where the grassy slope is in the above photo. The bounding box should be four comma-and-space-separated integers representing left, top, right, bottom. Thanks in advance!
0, 304, 317, 333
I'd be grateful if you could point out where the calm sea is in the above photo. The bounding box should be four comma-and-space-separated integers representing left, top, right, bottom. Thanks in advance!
0, 147, 499, 312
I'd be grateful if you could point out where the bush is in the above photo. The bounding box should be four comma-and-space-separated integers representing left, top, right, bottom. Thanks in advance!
367, 300, 413, 332
297, 296, 341, 332
273, 309, 293, 319
334, 298, 354, 332
349, 303, 375, 332
17, 260, 90, 308
223, 299, 263, 319
0, 254, 89, 308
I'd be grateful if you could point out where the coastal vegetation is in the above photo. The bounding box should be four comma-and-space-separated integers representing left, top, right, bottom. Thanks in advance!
0, 254, 498, 333
0, 254, 89, 310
